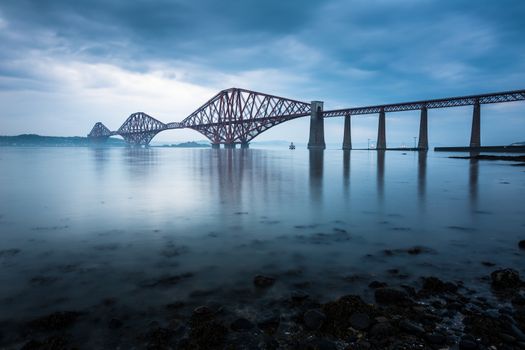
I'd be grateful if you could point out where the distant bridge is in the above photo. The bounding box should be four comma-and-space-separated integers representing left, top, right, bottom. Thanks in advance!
88, 88, 525, 149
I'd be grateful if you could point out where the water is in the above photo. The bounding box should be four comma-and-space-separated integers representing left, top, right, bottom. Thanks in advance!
1, 147, 524, 337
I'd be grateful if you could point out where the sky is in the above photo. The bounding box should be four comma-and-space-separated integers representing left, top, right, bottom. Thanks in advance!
0, 0, 524, 147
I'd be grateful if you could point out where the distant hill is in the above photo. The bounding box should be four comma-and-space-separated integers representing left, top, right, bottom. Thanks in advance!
157, 141, 210, 148
0, 134, 126, 146
510, 141, 525, 146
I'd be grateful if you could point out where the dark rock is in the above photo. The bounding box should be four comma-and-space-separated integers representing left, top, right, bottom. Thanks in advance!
291, 290, 309, 302
301, 338, 337, 350
399, 319, 425, 334
491, 268, 522, 290
459, 337, 478, 350
420, 276, 458, 295
188, 320, 227, 349
21, 336, 69, 350
108, 318, 123, 329
368, 322, 394, 338
321, 295, 373, 337
193, 305, 213, 316
482, 261, 496, 267
146, 327, 176, 349
426, 332, 446, 344
512, 293, 525, 306
519, 240, 525, 250
28, 311, 82, 331
500, 333, 516, 343
374, 287, 410, 304
253, 275, 275, 288
230, 318, 254, 331
349, 312, 370, 330
139, 272, 193, 288
303, 309, 326, 330
368, 281, 387, 289
257, 313, 280, 334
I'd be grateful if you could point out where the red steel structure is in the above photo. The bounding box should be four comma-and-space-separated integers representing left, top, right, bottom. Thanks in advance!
88, 87, 525, 147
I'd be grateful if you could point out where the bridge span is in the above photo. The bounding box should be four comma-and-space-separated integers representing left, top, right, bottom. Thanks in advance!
88, 88, 525, 149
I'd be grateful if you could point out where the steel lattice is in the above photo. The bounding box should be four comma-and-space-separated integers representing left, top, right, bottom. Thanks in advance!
88, 122, 112, 138
322, 89, 525, 117
180, 88, 311, 144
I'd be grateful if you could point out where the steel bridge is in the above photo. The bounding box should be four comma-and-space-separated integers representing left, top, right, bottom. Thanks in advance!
88, 88, 525, 149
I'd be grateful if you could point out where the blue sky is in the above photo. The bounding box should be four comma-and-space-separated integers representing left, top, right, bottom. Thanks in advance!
0, 0, 524, 147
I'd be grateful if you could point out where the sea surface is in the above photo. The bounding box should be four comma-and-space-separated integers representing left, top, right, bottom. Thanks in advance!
1, 146, 524, 332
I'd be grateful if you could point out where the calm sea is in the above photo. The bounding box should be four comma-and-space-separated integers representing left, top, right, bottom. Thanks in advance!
1, 147, 524, 323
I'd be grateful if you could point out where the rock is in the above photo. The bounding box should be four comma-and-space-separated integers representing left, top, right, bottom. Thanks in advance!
302, 338, 337, 350
230, 318, 254, 331
257, 313, 280, 334
491, 268, 522, 289
27, 311, 82, 331
291, 290, 309, 302
420, 276, 457, 294
426, 332, 446, 344
374, 287, 410, 304
459, 337, 478, 350
193, 305, 213, 316
368, 322, 394, 338
253, 275, 275, 288
399, 319, 425, 335
368, 281, 387, 289
519, 240, 525, 250
108, 318, 123, 329
500, 333, 516, 343
303, 309, 326, 330
349, 312, 370, 330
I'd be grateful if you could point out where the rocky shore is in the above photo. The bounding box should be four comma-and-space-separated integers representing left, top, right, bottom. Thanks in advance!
2, 252, 525, 349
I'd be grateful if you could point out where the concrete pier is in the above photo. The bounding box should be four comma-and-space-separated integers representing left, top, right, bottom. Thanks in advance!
376, 108, 386, 150
342, 114, 352, 150
470, 101, 481, 148
240, 142, 249, 149
224, 143, 235, 149
211, 143, 220, 149
418, 106, 428, 150
308, 101, 325, 150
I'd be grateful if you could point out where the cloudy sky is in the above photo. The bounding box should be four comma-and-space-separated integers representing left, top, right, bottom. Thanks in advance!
1, 0, 524, 147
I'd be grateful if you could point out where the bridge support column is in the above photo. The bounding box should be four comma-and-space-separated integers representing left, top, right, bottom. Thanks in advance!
240, 142, 249, 149
418, 106, 428, 150
470, 101, 481, 148
342, 114, 352, 150
211, 143, 220, 149
376, 108, 386, 150
224, 143, 235, 149
308, 101, 325, 150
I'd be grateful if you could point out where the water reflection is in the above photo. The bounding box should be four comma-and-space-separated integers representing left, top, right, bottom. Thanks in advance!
469, 152, 479, 210
309, 150, 324, 203
123, 147, 159, 179
343, 150, 351, 194
377, 150, 385, 199
418, 151, 427, 200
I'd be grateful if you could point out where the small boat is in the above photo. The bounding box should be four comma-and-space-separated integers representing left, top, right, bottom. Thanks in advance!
289, 142, 295, 150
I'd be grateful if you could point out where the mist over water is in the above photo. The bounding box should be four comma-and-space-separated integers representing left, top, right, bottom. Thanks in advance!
1, 147, 524, 338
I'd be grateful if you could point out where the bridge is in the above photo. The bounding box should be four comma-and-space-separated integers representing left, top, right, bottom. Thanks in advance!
88, 87, 525, 150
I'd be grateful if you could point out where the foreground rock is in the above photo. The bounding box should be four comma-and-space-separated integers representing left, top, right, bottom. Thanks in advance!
491, 268, 523, 290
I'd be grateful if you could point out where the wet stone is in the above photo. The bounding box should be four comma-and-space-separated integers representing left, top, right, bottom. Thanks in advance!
491, 268, 522, 290
108, 318, 123, 329
374, 287, 410, 304
399, 319, 425, 335
349, 312, 370, 330
426, 332, 446, 344
253, 275, 276, 288
28, 311, 82, 331
291, 290, 309, 302
369, 322, 394, 338
230, 318, 254, 331
519, 240, 525, 250
303, 309, 326, 330
459, 337, 478, 350
368, 281, 387, 289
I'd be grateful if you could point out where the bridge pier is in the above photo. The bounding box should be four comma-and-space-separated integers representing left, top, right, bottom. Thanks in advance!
342, 114, 352, 150
211, 143, 220, 149
470, 100, 481, 148
308, 101, 325, 150
418, 106, 428, 150
224, 143, 236, 149
240, 142, 249, 149
376, 108, 386, 150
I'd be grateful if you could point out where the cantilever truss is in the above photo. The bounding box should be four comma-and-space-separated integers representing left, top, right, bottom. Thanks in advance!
118, 112, 167, 145
88, 122, 112, 138
180, 88, 311, 144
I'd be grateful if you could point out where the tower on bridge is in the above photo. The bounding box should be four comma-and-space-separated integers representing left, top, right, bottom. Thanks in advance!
308, 101, 325, 150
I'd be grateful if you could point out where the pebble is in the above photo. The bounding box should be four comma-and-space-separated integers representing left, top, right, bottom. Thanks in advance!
253, 275, 276, 288
349, 312, 370, 330
303, 309, 326, 330
374, 287, 409, 304
230, 318, 254, 331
